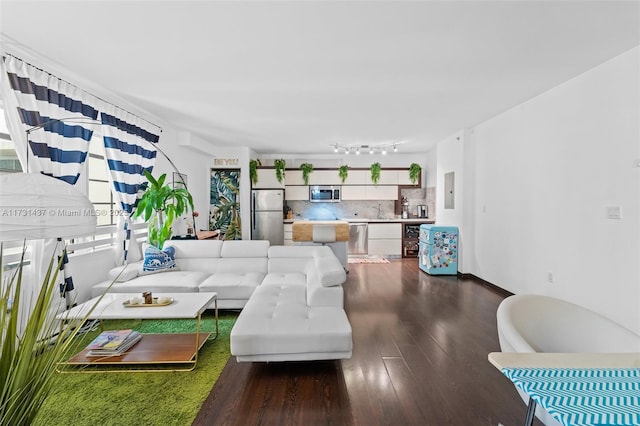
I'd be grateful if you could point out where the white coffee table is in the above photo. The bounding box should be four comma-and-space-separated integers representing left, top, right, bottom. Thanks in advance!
57, 292, 218, 372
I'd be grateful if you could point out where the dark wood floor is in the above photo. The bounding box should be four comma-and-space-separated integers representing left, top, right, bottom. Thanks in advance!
193, 259, 541, 426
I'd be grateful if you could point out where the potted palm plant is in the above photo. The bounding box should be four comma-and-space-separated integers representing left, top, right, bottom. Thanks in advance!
300, 162, 313, 185
133, 170, 194, 249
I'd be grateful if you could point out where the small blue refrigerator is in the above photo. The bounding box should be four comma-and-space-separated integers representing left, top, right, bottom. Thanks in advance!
419, 225, 458, 275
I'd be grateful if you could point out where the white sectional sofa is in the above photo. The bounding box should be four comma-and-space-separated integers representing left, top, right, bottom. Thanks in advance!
92, 239, 353, 362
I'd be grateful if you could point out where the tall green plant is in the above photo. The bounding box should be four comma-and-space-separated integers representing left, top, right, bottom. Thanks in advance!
133, 170, 194, 249
0, 244, 106, 425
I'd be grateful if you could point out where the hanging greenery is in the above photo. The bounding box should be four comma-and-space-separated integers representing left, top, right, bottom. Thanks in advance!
274, 159, 286, 184
132, 170, 194, 249
249, 159, 261, 186
370, 162, 382, 185
338, 165, 349, 183
300, 163, 314, 185
409, 163, 422, 185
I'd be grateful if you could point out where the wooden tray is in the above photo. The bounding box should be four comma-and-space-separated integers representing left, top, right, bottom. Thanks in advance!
123, 297, 174, 307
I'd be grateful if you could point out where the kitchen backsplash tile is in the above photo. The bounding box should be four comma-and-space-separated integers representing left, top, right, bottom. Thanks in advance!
285, 186, 435, 220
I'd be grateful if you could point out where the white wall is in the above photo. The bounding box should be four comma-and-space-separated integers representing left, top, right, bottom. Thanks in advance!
442, 47, 640, 333
436, 129, 475, 273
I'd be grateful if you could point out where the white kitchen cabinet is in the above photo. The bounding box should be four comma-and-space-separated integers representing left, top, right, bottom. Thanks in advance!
368, 223, 402, 256
341, 185, 398, 201
285, 170, 305, 186
285, 185, 309, 201
284, 224, 293, 246
341, 185, 368, 200
309, 170, 342, 185
344, 170, 369, 185
366, 185, 398, 200
369, 223, 401, 238
253, 168, 284, 189
376, 170, 398, 185
397, 170, 415, 185
369, 239, 401, 256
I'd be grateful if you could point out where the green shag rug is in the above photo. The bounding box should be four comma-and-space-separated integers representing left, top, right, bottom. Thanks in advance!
32, 311, 237, 426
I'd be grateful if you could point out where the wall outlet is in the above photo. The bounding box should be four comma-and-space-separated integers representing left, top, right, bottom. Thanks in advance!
547, 272, 554, 284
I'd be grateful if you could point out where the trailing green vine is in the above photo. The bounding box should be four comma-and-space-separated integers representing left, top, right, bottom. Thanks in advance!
300, 162, 314, 185
274, 159, 286, 184
409, 163, 422, 185
338, 165, 349, 183
370, 162, 381, 185
249, 159, 261, 186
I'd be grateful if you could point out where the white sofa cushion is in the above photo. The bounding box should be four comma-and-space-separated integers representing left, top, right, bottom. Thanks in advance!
231, 284, 352, 361
165, 239, 223, 258
221, 240, 270, 258
199, 272, 265, 300
261, 272, 306, 287
92, 271, 210, 297
314, 255, 346, 287
107, 261, 143, 282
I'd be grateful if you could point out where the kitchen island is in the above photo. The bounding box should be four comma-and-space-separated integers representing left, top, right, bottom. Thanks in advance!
284, 218, 435, 259
290, 220, 349, 269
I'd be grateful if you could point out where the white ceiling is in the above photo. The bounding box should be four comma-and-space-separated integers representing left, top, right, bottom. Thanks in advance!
1, 1, 639, 155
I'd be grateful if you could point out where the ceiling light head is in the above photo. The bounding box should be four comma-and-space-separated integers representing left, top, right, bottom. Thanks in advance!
393, 144, 398, 152
333, 144, 338, 153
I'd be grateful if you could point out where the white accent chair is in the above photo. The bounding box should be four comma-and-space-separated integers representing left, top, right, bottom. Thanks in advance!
497, 294, 640, 425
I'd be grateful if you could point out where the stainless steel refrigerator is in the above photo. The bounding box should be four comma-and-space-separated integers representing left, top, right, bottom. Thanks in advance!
251, 189, 285, 245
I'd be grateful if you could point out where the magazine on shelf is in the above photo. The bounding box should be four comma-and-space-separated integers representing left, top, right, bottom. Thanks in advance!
85, 329, 135, 350
86, 331, 142, 357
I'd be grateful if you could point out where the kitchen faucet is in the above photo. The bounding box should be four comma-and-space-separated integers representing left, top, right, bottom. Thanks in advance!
377, 202, 383, 219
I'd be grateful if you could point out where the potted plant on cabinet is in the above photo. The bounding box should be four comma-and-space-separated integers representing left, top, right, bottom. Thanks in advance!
370, 162, 382, 185
133, 170, 194, 249
409, 163, 422, 185
338, 164, 349, 183
249, 159, 261, 186
274, 159, 286, 184
300, 162, 313, 185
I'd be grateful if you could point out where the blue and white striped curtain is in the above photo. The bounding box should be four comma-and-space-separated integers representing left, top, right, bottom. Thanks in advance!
100, 108, 159, 262
3, 55, 98, 184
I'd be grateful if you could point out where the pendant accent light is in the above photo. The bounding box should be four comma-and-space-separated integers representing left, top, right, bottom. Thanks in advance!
0, 173, 97, 241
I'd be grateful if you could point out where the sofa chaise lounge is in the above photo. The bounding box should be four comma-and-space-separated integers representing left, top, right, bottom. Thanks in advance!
92, 239, 353, 362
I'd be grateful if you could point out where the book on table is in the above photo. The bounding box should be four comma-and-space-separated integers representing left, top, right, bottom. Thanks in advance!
85, 329, 142, 357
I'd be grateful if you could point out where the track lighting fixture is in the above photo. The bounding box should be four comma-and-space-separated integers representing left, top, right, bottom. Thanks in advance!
330, 142, 401, 155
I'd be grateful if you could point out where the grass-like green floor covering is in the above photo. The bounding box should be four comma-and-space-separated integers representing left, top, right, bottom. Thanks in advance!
32, 311, 237, 426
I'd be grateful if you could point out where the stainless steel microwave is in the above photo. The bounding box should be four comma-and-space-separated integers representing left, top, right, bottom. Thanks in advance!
309, 185, 341, 203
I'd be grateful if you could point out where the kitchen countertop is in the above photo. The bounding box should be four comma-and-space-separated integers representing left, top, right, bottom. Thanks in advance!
284, 218, 435, 224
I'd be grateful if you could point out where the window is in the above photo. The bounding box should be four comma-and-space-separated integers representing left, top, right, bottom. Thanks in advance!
87, 136, 117, 226
0, 100, 23, 173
